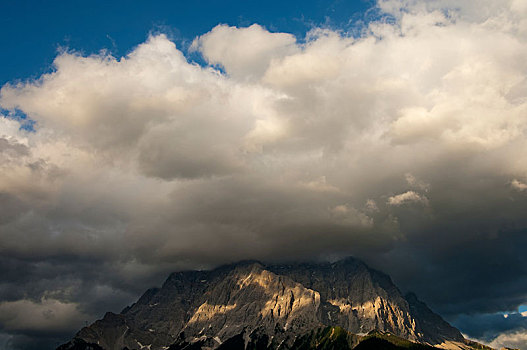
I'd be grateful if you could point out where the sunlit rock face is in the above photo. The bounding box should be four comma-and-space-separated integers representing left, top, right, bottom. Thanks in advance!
64, 258, 463, 350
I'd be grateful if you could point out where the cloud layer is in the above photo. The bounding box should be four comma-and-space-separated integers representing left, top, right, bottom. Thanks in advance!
1, 0, 527, 348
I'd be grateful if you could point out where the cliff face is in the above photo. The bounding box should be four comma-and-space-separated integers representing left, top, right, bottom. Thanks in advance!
64, 258, 464, 350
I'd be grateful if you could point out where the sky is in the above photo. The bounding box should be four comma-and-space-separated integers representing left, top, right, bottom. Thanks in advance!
1, 0, 527, 349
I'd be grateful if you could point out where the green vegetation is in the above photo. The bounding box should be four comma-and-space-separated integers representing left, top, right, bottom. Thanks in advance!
290, 327, 440, 350
289, 326, 358, 350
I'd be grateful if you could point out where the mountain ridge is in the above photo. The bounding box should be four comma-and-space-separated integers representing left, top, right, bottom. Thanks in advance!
58, 257, 469, 350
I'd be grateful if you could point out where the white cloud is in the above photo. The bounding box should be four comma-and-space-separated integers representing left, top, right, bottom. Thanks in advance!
512, 179, 527, 191
263, 29, 346, 87
388, 191, 429, 206
192, 24, 297, 80
489, 330, 527, 350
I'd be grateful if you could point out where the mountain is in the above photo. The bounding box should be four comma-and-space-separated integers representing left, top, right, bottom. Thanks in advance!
58, 257, 469, 350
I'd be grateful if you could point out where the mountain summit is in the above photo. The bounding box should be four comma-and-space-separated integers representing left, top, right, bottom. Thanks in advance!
58, 257, 467, 350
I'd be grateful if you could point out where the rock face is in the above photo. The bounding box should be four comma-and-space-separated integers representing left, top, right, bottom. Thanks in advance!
62, 258, 464, 350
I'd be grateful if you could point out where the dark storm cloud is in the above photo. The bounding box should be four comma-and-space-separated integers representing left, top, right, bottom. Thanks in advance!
1, 0, 527, 349
452, 312, 527, 342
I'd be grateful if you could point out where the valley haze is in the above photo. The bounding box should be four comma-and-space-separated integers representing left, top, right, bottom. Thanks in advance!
1, 0, 527, 349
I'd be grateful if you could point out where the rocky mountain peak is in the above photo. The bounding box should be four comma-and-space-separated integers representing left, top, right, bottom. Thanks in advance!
60, 257, 465, 350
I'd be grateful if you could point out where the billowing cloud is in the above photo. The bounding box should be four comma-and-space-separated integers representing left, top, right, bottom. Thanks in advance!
192, 24, 298, 80
1, 0, 527, 348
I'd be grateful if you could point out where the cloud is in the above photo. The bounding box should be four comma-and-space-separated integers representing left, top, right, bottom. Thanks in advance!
329, 205, 373, 228
405, 173, 430, 191
489, 330, 527, 350
512, 179, 527, 192
0, 298, 86, 334
387, 191, 429, 206
192, 24, 298, 80
1, 0, 527, 346
365, 199, 379, 213
452, 312, 527, 343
